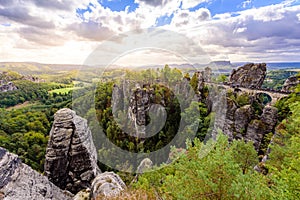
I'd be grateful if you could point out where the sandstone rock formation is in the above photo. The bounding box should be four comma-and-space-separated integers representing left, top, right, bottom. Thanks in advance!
128, 86, 153, 138
245, 105, 277, 152
0, 147, 73, 200
230, 63, 267, 89
72, 189, 90, 200
90, 172, 126, 199
234, 105, 254, 137
44, 108, 100, 194
211, 93, 278, 151
0, 82, 17, 93
260, 106, 278, 134
219, 97, 237, 142
282, 75, 300, 92
203, 67, 212, 82
137, 158, 153, 174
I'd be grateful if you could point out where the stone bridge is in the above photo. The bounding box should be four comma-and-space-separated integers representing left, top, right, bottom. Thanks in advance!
206, 83, 289, 105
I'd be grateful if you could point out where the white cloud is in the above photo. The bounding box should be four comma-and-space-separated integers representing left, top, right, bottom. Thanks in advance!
169, 8, 211, 29
0, 0, 300, 64
181, 0, 210, 9
180, 3, 300, 62
241, 0, 252, 9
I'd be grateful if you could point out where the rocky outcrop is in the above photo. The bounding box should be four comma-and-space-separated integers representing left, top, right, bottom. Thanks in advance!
222, 98, 238, 141
229, 63, 267, 89
0, 82, 17, 92
211, 92, 277, 151
44, 108, 100, 194
91, 172, 126, 199
243, 106, 277, 151
234, 105, 254, 138
137, 158, 153, 174
203, 67, 212, 82
0, 147, 73, 200
260, 106, 278, 134
128, 85, 153, 138
282, 75, 300, 92
72, 189, 90, 200
244, 120, 266, 151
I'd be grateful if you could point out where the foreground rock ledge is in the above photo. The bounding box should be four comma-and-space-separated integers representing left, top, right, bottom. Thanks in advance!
0, 147, 73, 200
44, 108, 101, 194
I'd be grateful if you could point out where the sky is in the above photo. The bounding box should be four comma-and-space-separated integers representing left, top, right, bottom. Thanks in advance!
0, 0, 300, 66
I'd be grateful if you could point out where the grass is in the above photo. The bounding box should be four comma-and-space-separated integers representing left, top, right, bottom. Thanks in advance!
6, 101, 37, 110
48, 87, 81, 94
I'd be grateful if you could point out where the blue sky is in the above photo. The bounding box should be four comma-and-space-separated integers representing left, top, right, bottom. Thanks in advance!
0, 0, 300, 64
96, 0, 297, 13
99, 0, 139, 12
97, 0, 295, 14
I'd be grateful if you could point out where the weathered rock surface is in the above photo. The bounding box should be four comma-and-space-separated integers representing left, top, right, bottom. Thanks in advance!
234, 105, 254, 138
222, 98, 238, 141
230, 63, 267, 89
91, 172, 126, 198
244, 106, 277, 151
0, 147, 73, 200
0, 82, 17, 93
44, 108, 100, 194
260, 106, 278, 134
137, 158, 153, 174
244, 119, 266, 151
211, 94, 277, 151
128, 85, 153, 138
72, 189, 90, 200
282, 75, 300, 92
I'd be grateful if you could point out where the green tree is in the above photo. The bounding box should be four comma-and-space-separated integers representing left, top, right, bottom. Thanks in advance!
190, 73, 198, 93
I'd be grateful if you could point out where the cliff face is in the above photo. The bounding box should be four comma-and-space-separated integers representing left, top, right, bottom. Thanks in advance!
230, 63, 267, 89
0, 147, 73, 200
213, 96, 278, 151
44, 108, 100, 194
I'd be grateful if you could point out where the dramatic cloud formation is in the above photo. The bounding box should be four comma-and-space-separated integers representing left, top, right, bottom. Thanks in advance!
0, 0, 299, 64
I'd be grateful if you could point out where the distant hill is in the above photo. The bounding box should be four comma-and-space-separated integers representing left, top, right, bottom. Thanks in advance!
2, 61, 299, 77
0, 62, 92, 75
137, 61, 235, 72
233, 62, 300, 70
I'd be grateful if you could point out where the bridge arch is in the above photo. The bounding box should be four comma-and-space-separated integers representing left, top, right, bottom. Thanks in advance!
255, 92, 272, 105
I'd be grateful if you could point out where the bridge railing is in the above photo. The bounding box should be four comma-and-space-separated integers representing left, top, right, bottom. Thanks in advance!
205, 81, 291, 95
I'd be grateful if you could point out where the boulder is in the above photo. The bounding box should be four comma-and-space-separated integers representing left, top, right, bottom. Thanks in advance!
44, 108, 100, 194
0, 147, 73, 200
91, 172, 126, 198
282, 75, 300, 93
72, 189, 90, 200
230, 63, 267, 89
137, 158, 153, 174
